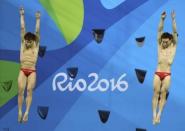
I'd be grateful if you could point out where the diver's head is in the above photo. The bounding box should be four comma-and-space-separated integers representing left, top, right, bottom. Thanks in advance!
24, 32, 37, 48
161, 32, 173, 49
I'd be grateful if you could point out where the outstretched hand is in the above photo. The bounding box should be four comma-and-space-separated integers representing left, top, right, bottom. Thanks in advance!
36, 11, 41, 19
20, 7, 24, 15
171, 10, 175, 20
161, 11, 166, 19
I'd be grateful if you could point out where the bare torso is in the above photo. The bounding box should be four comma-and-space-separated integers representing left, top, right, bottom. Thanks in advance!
20, 42, 39, 70
157, 43, 176, 72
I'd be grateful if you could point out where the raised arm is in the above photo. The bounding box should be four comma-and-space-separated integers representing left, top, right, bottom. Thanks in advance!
158, 11, 166, 43
20, 7, 26, 42
35, 11, 41, 44
171, 10, 177, 44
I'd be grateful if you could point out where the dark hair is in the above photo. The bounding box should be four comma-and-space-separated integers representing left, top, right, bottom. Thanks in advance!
161, 32, 173, 40
24, 32, 37, 42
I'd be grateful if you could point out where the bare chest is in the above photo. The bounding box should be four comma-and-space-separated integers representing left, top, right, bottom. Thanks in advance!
158, 45, 176, 63
22, 48, 36, 58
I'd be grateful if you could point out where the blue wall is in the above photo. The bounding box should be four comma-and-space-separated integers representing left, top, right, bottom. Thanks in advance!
0, 0, 185, 131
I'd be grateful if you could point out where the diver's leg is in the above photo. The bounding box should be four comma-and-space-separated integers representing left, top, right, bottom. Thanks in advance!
22, 72, 36, 122
152, 74, 161, 125
156, 75, 171, 124
18, 70, 27, 122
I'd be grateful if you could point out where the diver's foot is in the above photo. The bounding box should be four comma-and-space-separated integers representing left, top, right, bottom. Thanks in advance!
152, 113, 157, 125
153, 117, 156, 125
155, 114, 160, 124
18, 111, 22, 123
152, 119, 156, 125
22, 112, 29, 123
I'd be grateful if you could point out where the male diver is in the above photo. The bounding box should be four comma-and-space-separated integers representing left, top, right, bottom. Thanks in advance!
152, 11, 177, 125
18, 7, 40, 123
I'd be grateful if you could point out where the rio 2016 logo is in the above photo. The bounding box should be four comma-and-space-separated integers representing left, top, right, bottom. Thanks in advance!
52, 73, 128, 92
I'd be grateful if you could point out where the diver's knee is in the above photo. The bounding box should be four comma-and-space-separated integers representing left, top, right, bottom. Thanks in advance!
27, 87, 33, 96
18, 87, 24, 96
153, 92, 159, 102
161, 87, 168, 94
154, 89, 160, 96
